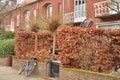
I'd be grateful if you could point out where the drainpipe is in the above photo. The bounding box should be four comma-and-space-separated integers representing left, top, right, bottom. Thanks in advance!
36, 0, 39, 16
63, 0, 64, 24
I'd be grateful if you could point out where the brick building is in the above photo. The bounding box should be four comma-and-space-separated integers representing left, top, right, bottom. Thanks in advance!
63, 0, 120, 29
0, 0, 120, 31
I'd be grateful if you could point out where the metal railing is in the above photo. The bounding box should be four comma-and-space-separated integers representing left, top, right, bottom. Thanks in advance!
94, 0, 119, 17
63, 12, 74, 24
63, 11, 86, 24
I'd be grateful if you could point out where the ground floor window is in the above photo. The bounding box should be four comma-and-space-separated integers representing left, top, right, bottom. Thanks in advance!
96, 21, 120, 29
11, 16, 14, 31
99, 25, 120, 29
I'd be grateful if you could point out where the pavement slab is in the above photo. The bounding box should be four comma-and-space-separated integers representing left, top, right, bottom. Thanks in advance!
0, 66, 45, 80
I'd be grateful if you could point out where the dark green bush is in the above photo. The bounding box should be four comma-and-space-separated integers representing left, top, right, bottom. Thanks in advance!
0, 39, 15, 58
0, 31, 15, 40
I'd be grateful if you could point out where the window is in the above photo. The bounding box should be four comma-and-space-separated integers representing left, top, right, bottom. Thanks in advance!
99, 25, 120, 29
34, 9, 37, 20
11, 16, 14, 31
97, 21, 120, 29
4, 18, 7, 31
25, 11, 30, 27
46, 4, 52, 17
17, 15, 20, 26
74, 0, 86, 22
75, 0, 86, 15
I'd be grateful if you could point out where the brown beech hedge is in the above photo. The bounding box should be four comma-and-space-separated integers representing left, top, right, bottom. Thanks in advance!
15, 27, 120, 72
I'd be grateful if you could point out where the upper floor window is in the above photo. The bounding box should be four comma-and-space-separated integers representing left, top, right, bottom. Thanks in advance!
3, 18, 7, 31
75, 0, 86, 12
25, 10, 30, 27
17, 15, 20, 26
74, 0, 86, 22
46, 4, 52, 17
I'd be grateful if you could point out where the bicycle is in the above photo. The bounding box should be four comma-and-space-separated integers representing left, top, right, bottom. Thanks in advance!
18, 57, 38, 77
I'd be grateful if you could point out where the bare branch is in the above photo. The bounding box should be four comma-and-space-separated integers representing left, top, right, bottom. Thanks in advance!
108, 0, 120, 13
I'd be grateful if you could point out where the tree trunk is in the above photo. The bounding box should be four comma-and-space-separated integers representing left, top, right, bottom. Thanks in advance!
35, 33, 37, 51
52, 33, 56, 54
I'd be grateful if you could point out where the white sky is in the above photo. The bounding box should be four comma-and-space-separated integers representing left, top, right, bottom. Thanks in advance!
17, 0, 24, 4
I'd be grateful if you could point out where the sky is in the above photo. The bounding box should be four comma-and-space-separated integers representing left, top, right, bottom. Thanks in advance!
17, 0, 24, 4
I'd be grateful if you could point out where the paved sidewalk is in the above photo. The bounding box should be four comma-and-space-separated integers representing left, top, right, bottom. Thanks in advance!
0, 66, 44, 80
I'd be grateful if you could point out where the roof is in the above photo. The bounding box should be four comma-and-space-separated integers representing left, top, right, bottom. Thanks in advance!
0, 0, 38, 14
20, 0, 37, 5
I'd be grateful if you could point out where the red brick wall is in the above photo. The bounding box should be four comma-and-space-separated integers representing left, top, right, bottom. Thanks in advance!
60, 68, 120, 80
88, 0, 120, 23
5, 0, 114, 31
12, 10, 19, 31
87, 0, 105, 24
5, 0, 63, 31
63, 0, 74, 13
38, 0, 62, 15
12, 58, 120, 80
87, 0, 105, 18
0, 56, 12, 66
7, 15, 11, 27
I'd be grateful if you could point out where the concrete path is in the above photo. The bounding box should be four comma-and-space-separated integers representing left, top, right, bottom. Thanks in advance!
0, 66, 44, 80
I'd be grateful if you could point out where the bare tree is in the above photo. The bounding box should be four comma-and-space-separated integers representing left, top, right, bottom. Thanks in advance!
40, 15, 62, 55
108, 0, 120, 13
0, 0, 9, 10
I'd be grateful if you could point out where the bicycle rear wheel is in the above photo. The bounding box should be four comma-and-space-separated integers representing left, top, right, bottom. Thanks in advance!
25, 65, 37, 77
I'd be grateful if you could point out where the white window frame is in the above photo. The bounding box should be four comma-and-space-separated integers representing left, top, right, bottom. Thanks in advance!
11, 16, 14, 31
25, 10, 30, 27
17, 15, 20, 26
96, 20, 120, 29
46, 4, 52, 17
3, 18, 7, 31
74, 0, 86, 22
34, 9, 37, 20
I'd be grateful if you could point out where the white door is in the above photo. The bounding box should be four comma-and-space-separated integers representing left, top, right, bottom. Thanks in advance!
74, 0, 86, 23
